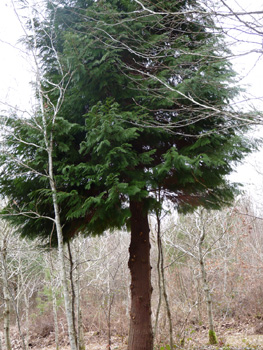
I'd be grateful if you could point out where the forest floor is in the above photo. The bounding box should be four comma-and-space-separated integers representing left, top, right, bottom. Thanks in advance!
9, 319, 263, 350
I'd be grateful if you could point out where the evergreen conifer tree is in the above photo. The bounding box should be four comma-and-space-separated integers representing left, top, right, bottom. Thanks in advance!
0, 1, 255, 349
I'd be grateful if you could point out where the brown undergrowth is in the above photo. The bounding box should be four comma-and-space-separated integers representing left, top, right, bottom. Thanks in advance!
6, 318, 263, 350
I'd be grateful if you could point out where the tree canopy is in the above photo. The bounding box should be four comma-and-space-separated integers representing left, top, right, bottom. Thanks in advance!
0, 0, 254, 239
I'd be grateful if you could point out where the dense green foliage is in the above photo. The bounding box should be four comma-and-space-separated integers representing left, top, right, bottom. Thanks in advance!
0, 0, 254, 241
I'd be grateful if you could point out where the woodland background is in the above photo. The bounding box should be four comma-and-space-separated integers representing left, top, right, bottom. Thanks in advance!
1, 198, 263, 349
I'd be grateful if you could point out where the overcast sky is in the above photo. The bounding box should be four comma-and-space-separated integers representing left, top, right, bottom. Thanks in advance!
0, 0, 263, 207
0, 1, 262, 108
0, 1, 36, 113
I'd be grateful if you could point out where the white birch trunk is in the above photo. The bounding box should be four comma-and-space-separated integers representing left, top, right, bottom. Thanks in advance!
48, 251, 60, 350
75, 241, 85, 350
23, 293, 29, 350
157, 214, 173, 349
198, 218, 217, 345
49, 172, 77, 350
10, 3, 77, 349
0, 238, 12, 350
51, 284, 60, 350
29, 10, 77, 350
199, 248, 214, 332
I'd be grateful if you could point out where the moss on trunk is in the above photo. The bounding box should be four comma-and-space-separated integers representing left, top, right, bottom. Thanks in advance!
209, 330, 218, 345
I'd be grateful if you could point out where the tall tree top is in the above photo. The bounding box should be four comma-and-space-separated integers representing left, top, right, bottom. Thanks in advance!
0, 0, 256, 241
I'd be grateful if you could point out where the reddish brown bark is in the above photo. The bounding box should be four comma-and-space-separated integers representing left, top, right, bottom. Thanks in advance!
128, 200, 153, 350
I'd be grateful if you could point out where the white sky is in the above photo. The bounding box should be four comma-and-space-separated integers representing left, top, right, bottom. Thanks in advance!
222, 0, 263, 209
0, 0, 263, 208
0, 1, 32, 111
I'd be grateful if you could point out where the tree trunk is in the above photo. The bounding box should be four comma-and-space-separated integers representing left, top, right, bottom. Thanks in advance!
51, 189, 77, 350
51, 283, 60, 350
198, 225, 217, 345
49, 166, 77, 350
47, 144, 77, 350
23, 292, 29, 350
1, 235, 26, 350
75, 241, 85, 350
67, 242, 78, 349
128, 200, 153, 350
0, 240, 12, 350
0, 332, 2, 350
106, 253, 112, 350
77, 309, 85, 350
154, 227, 162, 341
157, 212, 173, 349
29, 8, 77, 349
